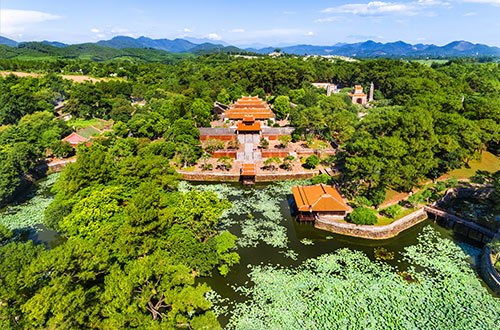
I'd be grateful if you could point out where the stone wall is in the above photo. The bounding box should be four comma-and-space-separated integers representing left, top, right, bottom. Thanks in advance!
480, 243, 500, 295
314, 208, 428, 240
178, 169, 319, 183
255, 170, 319, 182
177, 171, 240, 182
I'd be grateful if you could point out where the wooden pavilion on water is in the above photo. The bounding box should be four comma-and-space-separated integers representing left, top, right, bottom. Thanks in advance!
292, 184, 349, 221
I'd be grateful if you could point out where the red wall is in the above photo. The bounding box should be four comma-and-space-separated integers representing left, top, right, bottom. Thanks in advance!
212, 150, 237, 159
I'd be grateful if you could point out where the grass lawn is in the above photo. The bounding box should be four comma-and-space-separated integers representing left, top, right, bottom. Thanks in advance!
447, 151, 500, 179
376, 207, 419, 226
77, 126, 101, 139
69, 118, 111, 130
308, 139, 329, 149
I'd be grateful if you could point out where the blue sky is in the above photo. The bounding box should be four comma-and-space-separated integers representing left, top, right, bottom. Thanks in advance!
1, 0, 499, 46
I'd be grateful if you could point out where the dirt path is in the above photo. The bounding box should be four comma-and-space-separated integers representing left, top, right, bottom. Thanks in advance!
0, 71, 103, 83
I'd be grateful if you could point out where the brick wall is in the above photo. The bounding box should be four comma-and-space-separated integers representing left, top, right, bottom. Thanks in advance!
212, 150, 237, 159
262, 150, 289, 158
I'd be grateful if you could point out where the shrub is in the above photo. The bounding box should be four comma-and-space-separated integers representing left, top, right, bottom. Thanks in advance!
311, 174, 331, 185
353, 196, 373, 208
382, 204, 402, 219
304, 155, 320, 169
278, 135, 292, 148
260, 137, 269, 149
368, 187, 386, 207
446, 176, 458, 188
348, 207, 377, 225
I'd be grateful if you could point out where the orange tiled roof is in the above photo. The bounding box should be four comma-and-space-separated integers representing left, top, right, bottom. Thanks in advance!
237, 121, 261, 131
292, 184, 348, 212
243, 115, 255, 122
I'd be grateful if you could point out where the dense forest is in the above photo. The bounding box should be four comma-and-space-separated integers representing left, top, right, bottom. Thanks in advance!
0, 54, 499, 328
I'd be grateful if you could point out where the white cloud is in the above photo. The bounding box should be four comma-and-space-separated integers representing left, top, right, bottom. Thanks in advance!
0, 9, 60, 35
315, 16, 341, 22
320, 0, 447, 16
464, 11, 477, 15
91, 28, 100, 33
184, 28, 192, 33
231, 29, 245, 33
97, 34, 105, 38
460, 0, 500, 4
207, 33, 222, 40
305, 31, 315, 36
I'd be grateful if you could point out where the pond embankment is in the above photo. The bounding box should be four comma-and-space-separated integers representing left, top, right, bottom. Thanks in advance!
177, 169, 319, 182
315, 208, 428, 240
480, 242, 500, 295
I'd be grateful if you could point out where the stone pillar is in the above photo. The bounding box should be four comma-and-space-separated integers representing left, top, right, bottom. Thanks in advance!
369, 82, 374, 102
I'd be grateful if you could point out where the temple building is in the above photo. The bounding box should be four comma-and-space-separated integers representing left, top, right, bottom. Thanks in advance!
349, 85, 368, 105
62, 132, 90, 147
292, 184, 349, 221
223, 96, 274, 121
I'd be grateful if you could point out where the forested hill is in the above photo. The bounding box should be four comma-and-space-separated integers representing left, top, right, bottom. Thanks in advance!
0, 42, 195, 63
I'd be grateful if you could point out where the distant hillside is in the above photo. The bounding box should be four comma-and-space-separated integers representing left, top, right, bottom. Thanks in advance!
0, 42, 193, 62
2, 34, 499, 58
0, 36, 18, 47
250, 40, 500, 57
41, 41, 68, 48
95, 36, 236, 53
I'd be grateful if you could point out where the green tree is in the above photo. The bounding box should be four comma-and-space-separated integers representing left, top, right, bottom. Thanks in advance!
273, 96, 290, 119
305, 155, 320, 169
348, 207, 377, 225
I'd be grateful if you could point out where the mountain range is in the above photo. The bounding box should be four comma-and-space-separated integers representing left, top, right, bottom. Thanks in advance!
1, 35, 500, 57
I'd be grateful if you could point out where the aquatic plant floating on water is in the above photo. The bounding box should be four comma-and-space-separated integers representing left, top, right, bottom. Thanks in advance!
374, 247, 395, 260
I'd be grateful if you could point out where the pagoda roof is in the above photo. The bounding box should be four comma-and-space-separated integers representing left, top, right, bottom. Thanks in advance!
62, 132, 89, 145
292, 184, 348, 212
237, 121, 261, 131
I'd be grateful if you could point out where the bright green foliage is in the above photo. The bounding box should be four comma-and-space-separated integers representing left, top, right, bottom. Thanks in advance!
191, 98, 213, 127
0, 140, 236, 329
263, 157, 281, 171
278, 135, 292, 148
382, 204, 403, 218
348, 207, 377, 225
0, 241, 43, 329
304, 155, 320, 169
228, 227, 500, 329
273, 95, 290, 119
101, 251, 219, 329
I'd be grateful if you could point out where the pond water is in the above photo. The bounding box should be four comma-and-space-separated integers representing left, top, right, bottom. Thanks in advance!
440, 197, 500, 232
179, 181, 491, 326
0, 173, 63, 247
2, 178, 495, 327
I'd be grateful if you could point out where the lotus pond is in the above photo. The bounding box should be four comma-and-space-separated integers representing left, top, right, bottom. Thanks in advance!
2, 178, 499, 329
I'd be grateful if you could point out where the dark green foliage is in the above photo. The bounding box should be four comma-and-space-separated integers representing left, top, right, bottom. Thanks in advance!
348, 207, 378, 225
311, 174, 332, 185
305, 155, 320, 169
